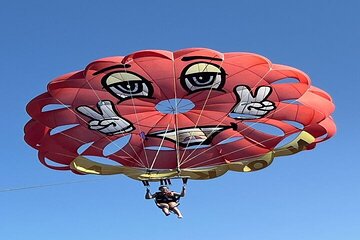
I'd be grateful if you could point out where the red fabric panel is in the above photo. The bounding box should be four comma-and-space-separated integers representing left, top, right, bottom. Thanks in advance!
24, 48, 336, 173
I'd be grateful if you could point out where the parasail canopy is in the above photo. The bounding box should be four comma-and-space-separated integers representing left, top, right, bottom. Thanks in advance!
24, 48, 336, 181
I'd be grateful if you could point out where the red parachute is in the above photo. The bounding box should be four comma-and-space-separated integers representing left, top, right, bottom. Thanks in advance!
24, 48, 336, 181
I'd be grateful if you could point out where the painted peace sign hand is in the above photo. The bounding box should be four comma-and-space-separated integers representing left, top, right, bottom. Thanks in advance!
231, 85, 275, 119
77, 100, 134, 135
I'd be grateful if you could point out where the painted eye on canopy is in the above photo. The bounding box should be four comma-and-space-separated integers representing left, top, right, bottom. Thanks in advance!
102, 71, 153, 100
180, 62, 226, 92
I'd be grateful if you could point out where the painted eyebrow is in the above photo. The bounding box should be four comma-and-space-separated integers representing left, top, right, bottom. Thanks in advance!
181, 56, 223, 62
93, 64, 131, 75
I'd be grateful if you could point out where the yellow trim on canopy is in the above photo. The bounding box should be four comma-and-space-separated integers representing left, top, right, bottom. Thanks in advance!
70, 131, 315, 181
273, 131, 315, 157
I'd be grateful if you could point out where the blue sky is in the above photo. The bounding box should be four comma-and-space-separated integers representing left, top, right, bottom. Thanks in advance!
1, 1, 359, 239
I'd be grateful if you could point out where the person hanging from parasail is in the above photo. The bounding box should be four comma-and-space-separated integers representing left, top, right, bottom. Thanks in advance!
24, 48, 336, 219
145, 185, 186, 218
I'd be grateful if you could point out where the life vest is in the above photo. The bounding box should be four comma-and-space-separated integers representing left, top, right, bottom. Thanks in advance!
154, 192, 180, 204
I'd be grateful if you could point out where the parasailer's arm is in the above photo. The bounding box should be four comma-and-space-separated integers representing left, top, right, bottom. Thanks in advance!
145, 188, 154, 199
180, 186, 186, 197
173, 186, 186, 198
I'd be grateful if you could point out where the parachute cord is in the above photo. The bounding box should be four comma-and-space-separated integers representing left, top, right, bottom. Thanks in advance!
120, 60, 150, 167
178, 54, 225, 165
176, 167, 182, 178
174, 116, 181, 175
187, 151, 272, 169
79, 66, 148, 167
53, 97, 146, 168
0, 179, 105, 193
180, 99, 306, 168
173, 53, 224, 112
129, 59, 179, 169
179, 66, 274, 166
149, 120, 172, 171
171, 52, 181, 172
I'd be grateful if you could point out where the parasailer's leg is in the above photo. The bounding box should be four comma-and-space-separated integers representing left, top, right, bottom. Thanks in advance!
157, 203, 171, 216
168, 202, 183, 218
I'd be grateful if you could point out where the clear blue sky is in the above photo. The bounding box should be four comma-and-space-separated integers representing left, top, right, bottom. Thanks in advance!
1, 1, 359, 239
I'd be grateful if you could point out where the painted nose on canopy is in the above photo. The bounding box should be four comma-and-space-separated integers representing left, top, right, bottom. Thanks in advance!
155, 98, 195, 114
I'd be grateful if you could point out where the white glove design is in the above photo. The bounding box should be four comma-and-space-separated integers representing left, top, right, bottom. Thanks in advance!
77, 100, 133, 135
231, 85, 275, 119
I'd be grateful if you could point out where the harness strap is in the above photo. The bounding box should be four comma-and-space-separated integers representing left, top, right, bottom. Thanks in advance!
142, 180, 150, 186
166, 179, 172, 185
159, 179, 172, 185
